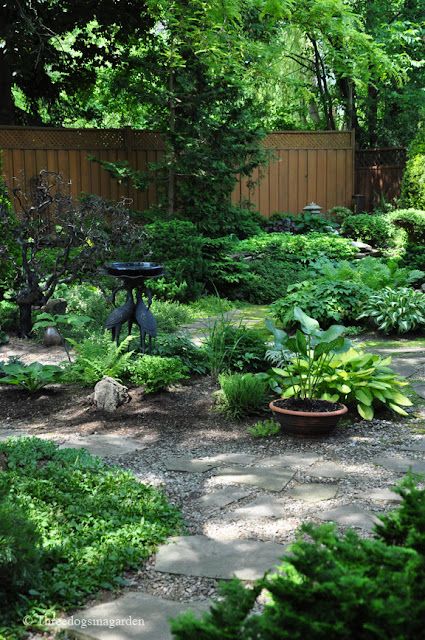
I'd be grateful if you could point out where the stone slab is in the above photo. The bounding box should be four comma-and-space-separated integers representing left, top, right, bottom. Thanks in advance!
258, 453, 320, 469
413, 383, 425, 400
195, 487, 252, 509
388, 356, 425, 378
59, 435, 145, 459
212, 466, 294, 492
305, 461, 349, 479
200, 453, 257, 466
287, 483, 338, 503
230, 496, 287, 520
373, 455, 425, 474
164, 457, 218, 473
60, 592, 208, 640
155, 535, 287, 580
399, 438, 425, 452
362, 487, 403, 504
316, 505, 381, 531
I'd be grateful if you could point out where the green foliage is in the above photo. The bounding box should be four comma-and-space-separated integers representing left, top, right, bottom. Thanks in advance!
56, 283, 111, 328
0, 362, 63, 392
128, 355, 189, 393
0, 494, 41, 603
341, 213, 393, 248
401, 129, 425, 209
32, 312, 92, 345
266, 212, 338, 235
216, 373, 268, 419
271, 280, 371, 329
401, 243, 425, 271
236, 233, 357, 261
65, 333, 134, 385
144, 220, 205, 300
387, 209, 425, 243
358, 287, 425, 334
172, 475, 425, 640
150, 298, 194, 333
0, 437, 179, 630
326, 205, 353, 223
204, 318, 267, 377
247, 419, 280, 438
312, 256, 424, 291
0, 160, 18, 291
0, 301, 18, 332
187, 296, 236, 318
154, 334, 208, 375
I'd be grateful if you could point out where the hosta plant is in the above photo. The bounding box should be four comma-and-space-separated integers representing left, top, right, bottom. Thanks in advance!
265, 310, 412, 420
0, 362, 63, 392
358, 287, 425, 334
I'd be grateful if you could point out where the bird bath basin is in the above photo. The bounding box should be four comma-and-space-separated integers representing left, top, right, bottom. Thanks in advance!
105, 261, 164, 287
104, 261, 164, 351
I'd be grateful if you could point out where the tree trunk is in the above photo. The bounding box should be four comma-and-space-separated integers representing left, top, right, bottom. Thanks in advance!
18, 303, 33, 338
167, 68, 176, 217
367, 84, 378, 147
0, 52, 16, 125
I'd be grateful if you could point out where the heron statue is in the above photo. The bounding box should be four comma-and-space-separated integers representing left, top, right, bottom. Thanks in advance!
105, 289, 135, 344
135, 289, 157, 353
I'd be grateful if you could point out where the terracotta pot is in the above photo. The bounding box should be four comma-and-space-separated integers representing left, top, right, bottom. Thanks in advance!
269, 400, 348, 438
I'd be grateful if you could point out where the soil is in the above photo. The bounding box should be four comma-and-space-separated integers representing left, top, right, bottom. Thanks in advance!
273, 398, 343, 413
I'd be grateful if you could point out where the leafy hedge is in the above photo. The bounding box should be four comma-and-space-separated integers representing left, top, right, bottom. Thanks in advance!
341, 213, 393, 248
0, 437, 180, 632
401, 128, 425, 210
172, 475, 425, 640
387, 209, 425, 243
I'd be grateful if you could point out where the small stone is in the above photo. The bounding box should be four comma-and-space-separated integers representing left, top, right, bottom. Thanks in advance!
93, 376, 130, 412
42, 298, 67, 315
288, 483, 338, 503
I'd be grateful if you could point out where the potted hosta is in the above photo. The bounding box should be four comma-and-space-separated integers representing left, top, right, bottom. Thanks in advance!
266, 307, 350, 437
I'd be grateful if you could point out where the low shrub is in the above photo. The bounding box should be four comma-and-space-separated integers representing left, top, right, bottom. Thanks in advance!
154, 334, 208, 375
0, 437, 179, 631
216, 373, 268, 419
150, 298, 194, 333
144, 219, 205, 300
236, 232, 357, 261
271, 280, 371, 329
56, 283, 111, 329
204, 318, 268, 377
387, 209, 425, 243
326, 205, 353, 223
265, 213, 338, 234
65, 333, 134, 385
401, 242, 425, 271
171, 475, 425, 640
128, 355, 189, 392
341, 213, 393, 247
195, 204, 264, 239
358, 287, 425, 334
0, 362, 63, 392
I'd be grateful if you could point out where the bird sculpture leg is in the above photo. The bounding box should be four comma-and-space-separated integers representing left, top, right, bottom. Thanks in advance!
114, 323, 122, 346
140, 329, 146, 354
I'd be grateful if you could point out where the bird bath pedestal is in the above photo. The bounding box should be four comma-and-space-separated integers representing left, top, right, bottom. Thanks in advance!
104, 262, 164, 353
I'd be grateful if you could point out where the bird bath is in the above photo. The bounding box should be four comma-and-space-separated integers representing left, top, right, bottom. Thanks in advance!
104, 262, 164, 352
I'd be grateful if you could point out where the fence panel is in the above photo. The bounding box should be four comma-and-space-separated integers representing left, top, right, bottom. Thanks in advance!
355, 148, 406, 211
0, 127, 355, 217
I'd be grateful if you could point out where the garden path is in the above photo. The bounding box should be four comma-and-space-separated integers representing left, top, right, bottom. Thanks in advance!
1, 333, 425, 639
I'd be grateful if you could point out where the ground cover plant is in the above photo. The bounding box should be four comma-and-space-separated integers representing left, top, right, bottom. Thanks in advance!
0, 437, 180, 636
0, 362, 63, 392
215, 372, 269, 419
128, 355, 189, 393
171, 475, 425, 640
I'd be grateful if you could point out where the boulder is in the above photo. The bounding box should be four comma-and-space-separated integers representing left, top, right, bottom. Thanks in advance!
93, 376, 130, 412
42, 298, 68, 315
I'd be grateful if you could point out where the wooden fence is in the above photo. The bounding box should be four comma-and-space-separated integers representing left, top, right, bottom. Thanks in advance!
355, 148, 406, 212
0, 127, 356, 216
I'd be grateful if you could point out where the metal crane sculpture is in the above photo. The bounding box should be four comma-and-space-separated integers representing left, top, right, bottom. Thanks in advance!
134, 289, 157, 354
105, 289, 135, 344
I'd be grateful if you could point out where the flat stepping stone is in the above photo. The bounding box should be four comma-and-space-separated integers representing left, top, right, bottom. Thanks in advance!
194, 487, 252, 509
361, 487, 403, 504
60, 591, 208, 640
200, 453, 257, 466
316, 505, 381, 531
373, 455, 425, 474
212, 466, 294, 492
306, 461, 348, 479
58, 435, 145, 458
399, 438, 425, 452
388, 355, 425, 378
287, 483, 338, 503
164, 457, 218, 473
230, 496, 286, 520
413, 383, 425, 400
258, 453, 320, 469
155, 535, 287, 580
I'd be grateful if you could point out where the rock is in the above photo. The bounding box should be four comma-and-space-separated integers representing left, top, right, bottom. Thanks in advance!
42, 298, 67, 315
93, 376, 130, 412
351, 240, 373, 252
